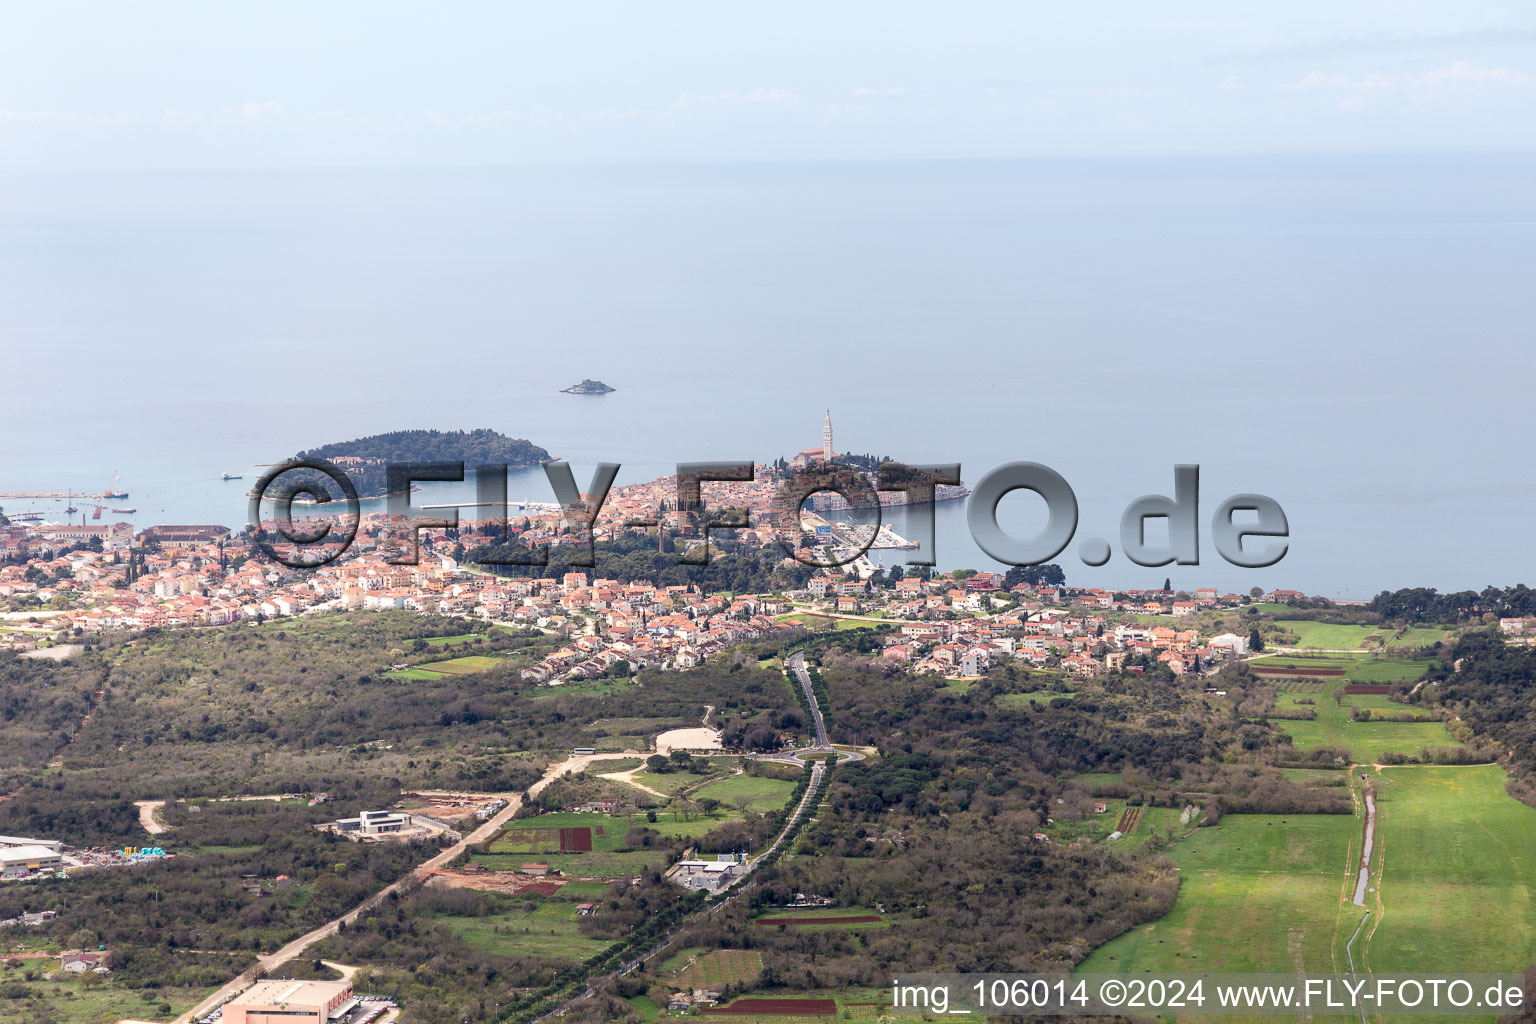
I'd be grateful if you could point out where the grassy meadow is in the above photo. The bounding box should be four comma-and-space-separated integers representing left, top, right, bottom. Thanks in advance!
1084, 728, 1536, 1021
1274, 683, 1460, 764
1360, 764, 1536, 977
1275, 620, 1384, 650
692, 773, 798, 812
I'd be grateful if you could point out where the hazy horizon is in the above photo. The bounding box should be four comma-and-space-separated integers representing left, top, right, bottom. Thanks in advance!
4, 154, 1532, 598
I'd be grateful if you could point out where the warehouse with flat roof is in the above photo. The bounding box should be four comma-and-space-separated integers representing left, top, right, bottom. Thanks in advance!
0, 835, 62, 854
223, 979, 355, 1023
0, 845, 63, 877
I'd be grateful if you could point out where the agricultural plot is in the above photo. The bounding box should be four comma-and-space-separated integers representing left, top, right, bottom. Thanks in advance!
1275, 620, 1383, 650
384, 667, 444, 680
1080, 813, 1359, 975
1084, 767, 1536, 1024
692, 773, 798, 813
423, 632, 486, 646
1279, 767, 1350, 784
481, 809, 749, 879
1389, 626, 1454, 648
699, 987, 979, 1023
1045, 801, 1127, 844
583, 757, 644, 774
527, 678, 638, 699
1074, 771, 1124, 790
491, 810, 729, 851
1260, 656, 1429, 688
755, 907, 889, 929
1274, 686, 1461, 764
1261, 677, 1328, 693
1360, 765, 1536, 979
629, 768, 717, 796
778, 612, 874, 631
1111, 804, 1191, 850
440, 892, 613, 962
413, 654, 505, 675
1344, 659, 1432, 683
664, 948, 765, 991
472, 849, 668, 878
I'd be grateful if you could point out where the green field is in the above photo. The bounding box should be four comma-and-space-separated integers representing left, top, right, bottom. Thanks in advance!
1279, 767, 1350, 783
691, 773, 798, 812
779, 612, 874, 631
1361, 765, 1536, 976
484, 808, 744, 877
442, 894, 613, 962
472, 849, 668, 878
1249, 654, 1430, 684
1275, 620, 1384, 650
583, 757, 643, 774
1389, 626, 1454, 648
528, 678, 638, 699
662, 947, 765, 990
1074, 771, 1124, 790
1344, 659, 1433, 683
423, 632, 486, 646
755, 906, 890, 930
1083, 765, 1536, 1023
1274, 685, 1461, 763
414, 654, 505, 675
628, 769, 714, 796
626, 994, 660, 1021
1082, 812, 1359, 975
1108, 804, 1192, 851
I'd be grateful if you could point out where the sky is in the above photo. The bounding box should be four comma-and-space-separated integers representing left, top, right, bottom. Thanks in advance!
2, 2, 1535, 169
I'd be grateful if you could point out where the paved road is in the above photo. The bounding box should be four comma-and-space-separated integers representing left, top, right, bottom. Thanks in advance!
529, 657, 843, 1023
178, 654, 852, 1023
787, 652, 830, 749
173, 752, 638, 1024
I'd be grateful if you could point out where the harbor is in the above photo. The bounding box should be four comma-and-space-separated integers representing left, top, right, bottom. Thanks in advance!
797, 509, 918, 579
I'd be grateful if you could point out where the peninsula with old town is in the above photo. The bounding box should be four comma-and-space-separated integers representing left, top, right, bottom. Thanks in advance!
0, 421, 1529, 1024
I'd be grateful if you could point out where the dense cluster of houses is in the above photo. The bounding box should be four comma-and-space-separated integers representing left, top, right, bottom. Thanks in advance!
806, 573, 1257, 677
0, 509, 1303, 682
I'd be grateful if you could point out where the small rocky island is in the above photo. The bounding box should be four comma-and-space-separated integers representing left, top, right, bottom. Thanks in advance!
561, 378, 615, 395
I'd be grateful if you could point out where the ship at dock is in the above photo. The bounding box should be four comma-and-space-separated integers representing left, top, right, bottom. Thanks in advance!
101, 470, 128, 500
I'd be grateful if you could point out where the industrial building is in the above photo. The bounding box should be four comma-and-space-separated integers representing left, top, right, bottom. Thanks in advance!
0, 835, 62, 855
223, 979, 356, 1023
0, 845, 64, 877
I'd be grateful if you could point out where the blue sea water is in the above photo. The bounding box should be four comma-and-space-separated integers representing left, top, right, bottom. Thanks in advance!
2, 156, 1532, 597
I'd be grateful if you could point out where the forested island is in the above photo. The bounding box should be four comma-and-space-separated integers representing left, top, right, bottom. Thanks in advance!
296, 428, 550, 497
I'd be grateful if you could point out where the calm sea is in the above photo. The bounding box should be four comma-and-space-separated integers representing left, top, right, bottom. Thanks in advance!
2, 156, 1533, 597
